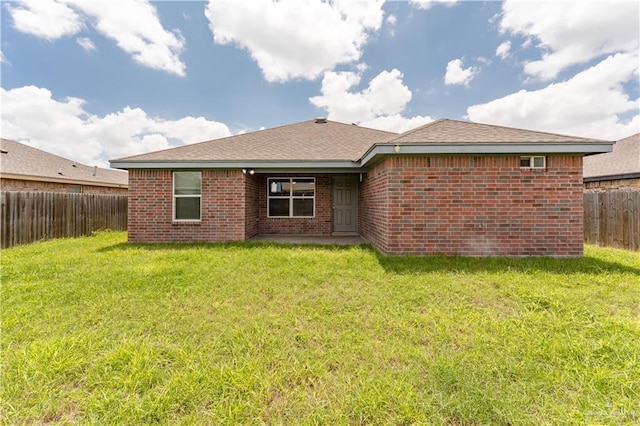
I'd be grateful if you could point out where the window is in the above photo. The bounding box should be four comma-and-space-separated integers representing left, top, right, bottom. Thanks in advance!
173, 171, 201, 221
268, 178, 315, 217
520, 156, 546, 169
67, 185, 82, 193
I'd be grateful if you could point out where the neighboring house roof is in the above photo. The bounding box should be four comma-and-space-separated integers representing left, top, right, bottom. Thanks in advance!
583, 133, 640, 182
1, 138, 128, 188
110, 118, 613, 171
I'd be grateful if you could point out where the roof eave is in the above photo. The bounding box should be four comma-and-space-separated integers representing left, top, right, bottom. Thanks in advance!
583, 172, 640, 183
109, 159, 365, 172
359, 142, 615, 167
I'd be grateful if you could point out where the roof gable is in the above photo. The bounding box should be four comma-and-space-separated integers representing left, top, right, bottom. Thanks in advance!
113, 120, 398, 163
389, 119, 606, 144
1, 139, 128, 187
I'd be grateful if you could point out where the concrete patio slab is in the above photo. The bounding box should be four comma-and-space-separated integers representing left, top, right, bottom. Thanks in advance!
251, 234, 368, 246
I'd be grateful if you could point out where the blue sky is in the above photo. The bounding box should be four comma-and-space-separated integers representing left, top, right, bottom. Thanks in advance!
1, 0, 638, 167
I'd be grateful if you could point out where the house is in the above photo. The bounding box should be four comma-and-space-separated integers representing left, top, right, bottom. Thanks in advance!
583, 133, 640, 190
110, 118, 612, 256
1, 138, 128, 194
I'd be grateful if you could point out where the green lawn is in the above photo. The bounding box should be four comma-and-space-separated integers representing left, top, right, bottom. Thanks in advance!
2, 232, 639, 425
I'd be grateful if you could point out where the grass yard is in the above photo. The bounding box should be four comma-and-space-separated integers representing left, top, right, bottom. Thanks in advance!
1, 232, 639, 425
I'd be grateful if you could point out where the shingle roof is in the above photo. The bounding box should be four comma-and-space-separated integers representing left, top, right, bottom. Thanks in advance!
389, 119, 606, 144
113, 119, 398, 163
1, 139, 128, 187
583, 133, 640, 179
110, 118, 613, 170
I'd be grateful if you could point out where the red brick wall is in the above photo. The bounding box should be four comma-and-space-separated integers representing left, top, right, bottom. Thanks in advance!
359, 161, 390, 252
257, 174, 333, 235
1, 178, 127, 194
245, 174, 260, 238
128, 169, 246, 243
360, 155, 584, 256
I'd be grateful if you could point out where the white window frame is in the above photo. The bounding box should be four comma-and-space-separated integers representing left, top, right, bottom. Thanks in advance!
267, 177, 315, 218
520, 156, 546, 169
173, 171, 202, 222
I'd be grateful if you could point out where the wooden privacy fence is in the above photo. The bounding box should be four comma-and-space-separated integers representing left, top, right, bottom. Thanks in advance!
1, 192, 127, 248
584, 190, 640, 251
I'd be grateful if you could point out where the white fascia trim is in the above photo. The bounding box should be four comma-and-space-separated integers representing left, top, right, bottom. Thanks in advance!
359, 143, 615, 167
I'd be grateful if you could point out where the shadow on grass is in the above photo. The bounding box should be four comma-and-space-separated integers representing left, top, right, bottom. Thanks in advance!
98, 240, 640, 276
374, 251, 640, 276
97, 240, 368, 253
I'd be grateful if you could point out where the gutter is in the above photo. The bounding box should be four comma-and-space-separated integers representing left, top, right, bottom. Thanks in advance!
110, 159, 365, 172
583, 172, 640, 183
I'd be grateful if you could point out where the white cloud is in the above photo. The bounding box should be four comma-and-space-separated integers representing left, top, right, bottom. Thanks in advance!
6, 0, 185, 76
466, 53, 640, 140
444, 58, 478, 86
386, 14, 397, 36
500, 0, 640, 80
76, 37, 96, 52
309, 68, 433, 133
6, 0, 83, 40
0, 50, 11, 66
410, 0, 458, 10
1, 85, 231, 167
310, 69, 410, 122
386, 14, 397, 26
496, 40, 511, 60
205, 0, 385, 82
67, 0, 186, 77
360, 114, 434, 134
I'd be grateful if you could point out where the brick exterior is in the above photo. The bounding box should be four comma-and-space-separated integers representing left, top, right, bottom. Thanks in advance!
128, 169, 246, 243
128, 158, 584, 256
127, 171, 336, 243
1, 178, 127, 195
257, 174, 333, 235
360, 155, 584, 256
245, 174, 260, 239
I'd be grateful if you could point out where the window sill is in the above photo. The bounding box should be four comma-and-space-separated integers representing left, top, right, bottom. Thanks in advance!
267, 216, 316, 219
172, 220, 201, 226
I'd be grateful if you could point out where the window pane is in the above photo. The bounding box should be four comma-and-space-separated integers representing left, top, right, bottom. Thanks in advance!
175, 197, 200, 220
520, 157, 531, 167
175, 172, 201, 195
269, 198, 290, 216
533, 157, 545, 168
292, 179, 315, 196
293, 198, 313, 217
269, 179, 290, 196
